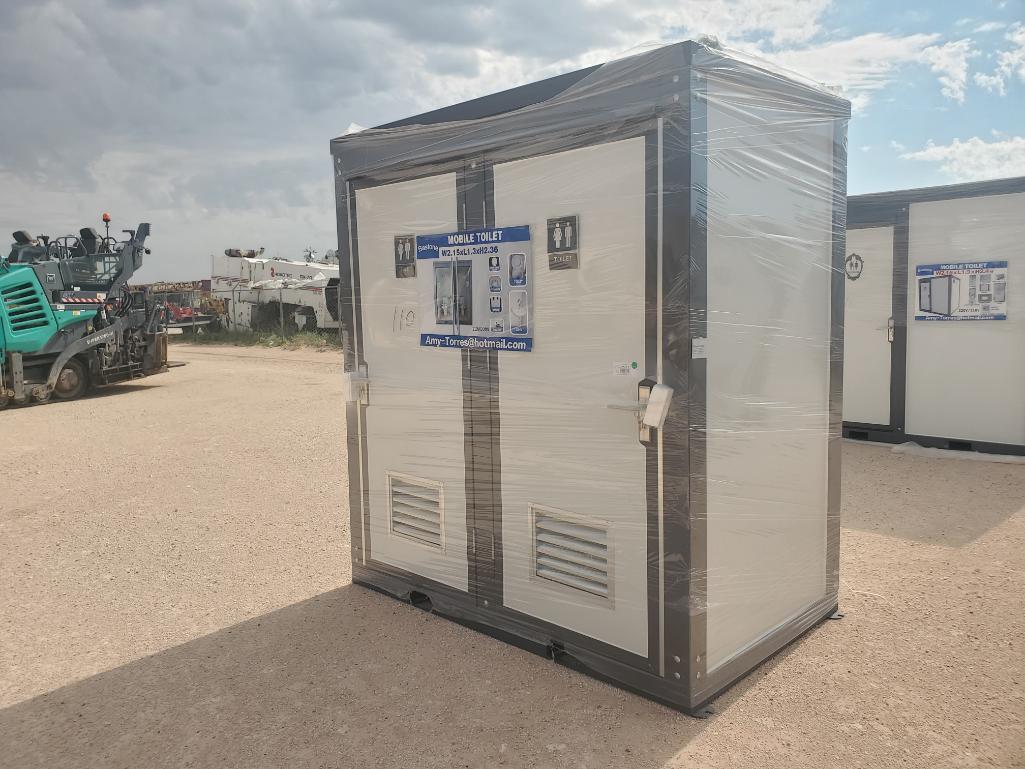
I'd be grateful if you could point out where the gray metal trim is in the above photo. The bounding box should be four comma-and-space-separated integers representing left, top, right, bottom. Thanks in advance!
849, 176, 1025, 223
660, 63, 698, 690
826, 117, 847, 608
890, 206, 910, 431
459, 157, 503, 608
643, 129, 663, 671
481, 162, 505, 609
334, 169, 368, 565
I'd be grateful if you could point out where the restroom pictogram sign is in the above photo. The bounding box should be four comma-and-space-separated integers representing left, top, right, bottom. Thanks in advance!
547, 216, 578, 254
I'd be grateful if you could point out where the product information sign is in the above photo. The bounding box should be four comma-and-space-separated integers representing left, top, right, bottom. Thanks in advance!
914, 261, 1008, 321
416, 226, 533, 351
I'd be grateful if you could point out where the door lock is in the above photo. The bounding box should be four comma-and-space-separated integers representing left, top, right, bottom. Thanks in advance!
607, 378, 673, 443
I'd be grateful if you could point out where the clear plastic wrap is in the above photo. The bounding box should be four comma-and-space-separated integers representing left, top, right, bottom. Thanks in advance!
330, 39, 849, 713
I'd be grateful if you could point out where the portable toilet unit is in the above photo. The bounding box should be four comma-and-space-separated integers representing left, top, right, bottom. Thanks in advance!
844, 177, 1025, 454
331, 40, 849, 714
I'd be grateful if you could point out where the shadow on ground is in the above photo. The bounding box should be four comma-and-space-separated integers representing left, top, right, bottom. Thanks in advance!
841, 441, 1025, 546
1, 383, 159, 412
0, 585, 792, 769
83, 383, 161, 399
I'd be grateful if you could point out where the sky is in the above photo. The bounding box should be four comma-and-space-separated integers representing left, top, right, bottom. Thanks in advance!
1, 0, 1023, 281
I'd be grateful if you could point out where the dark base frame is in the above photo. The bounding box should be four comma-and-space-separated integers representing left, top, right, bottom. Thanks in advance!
353, 563, 837, 716
843, 423, 1025, 457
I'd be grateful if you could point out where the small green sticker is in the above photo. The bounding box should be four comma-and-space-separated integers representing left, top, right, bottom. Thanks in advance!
631, 361, 638, 369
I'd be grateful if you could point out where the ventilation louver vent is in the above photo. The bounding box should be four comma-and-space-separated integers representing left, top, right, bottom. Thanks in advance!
388, 474, 443, 548
533, 509, 610, 599
2, 283, 49, 333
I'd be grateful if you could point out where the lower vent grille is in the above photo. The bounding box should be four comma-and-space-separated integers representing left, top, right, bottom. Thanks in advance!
388, 474, 443, 548
533, 508, 610, 599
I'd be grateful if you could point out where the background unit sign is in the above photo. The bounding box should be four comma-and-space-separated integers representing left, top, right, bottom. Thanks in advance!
416, 226, 533, 351
915, 261, 1008, 321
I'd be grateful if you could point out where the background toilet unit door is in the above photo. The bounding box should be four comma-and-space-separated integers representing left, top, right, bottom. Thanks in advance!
332, 40, 849, 713
842, 225, 897, 428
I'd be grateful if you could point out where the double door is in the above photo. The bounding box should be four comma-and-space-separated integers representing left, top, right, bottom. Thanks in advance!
352, 135, 658, 659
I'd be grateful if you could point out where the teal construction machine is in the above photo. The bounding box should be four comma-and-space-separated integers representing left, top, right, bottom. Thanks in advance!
0, 216, 169, 409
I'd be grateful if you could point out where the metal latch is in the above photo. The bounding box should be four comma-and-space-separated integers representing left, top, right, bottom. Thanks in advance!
887, 317, 895, 343
642, 384, 673, 429
607, 379, 673, 443
343, 365, 370, 405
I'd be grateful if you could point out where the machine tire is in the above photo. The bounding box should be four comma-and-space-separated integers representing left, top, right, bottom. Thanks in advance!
53, 358, 88, 401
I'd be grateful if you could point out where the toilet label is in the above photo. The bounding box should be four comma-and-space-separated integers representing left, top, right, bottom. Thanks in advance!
915, 261, 1008, 321
415, 226, 534, 352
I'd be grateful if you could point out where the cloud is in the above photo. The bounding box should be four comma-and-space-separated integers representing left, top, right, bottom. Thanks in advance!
770, 32, 978, 110
919, 39, 978, 103
974, 71, 1008, 95
973, 21, 1006, 33
889, 140, 906, 152
973, 22, 1025, 95
633, 0, 832, 45
901, 136, 1025, 181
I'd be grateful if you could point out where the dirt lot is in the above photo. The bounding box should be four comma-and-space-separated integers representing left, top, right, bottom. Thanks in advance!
1, 344, 1023, 768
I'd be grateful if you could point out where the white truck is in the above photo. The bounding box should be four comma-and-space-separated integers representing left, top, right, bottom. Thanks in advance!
211, 249, 341, 333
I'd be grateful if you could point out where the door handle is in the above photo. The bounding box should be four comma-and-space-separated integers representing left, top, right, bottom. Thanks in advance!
606, 380, 651, 418
606, 402, 644, 414
606, 380, 673, 444
886, 317, 895, 343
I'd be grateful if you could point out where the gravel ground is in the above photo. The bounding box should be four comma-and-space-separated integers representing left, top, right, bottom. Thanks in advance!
1, 343, 1022, 769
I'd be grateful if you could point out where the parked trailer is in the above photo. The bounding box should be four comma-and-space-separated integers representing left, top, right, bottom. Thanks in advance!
843, 176, 1025, 455
211, 250, 341, 333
